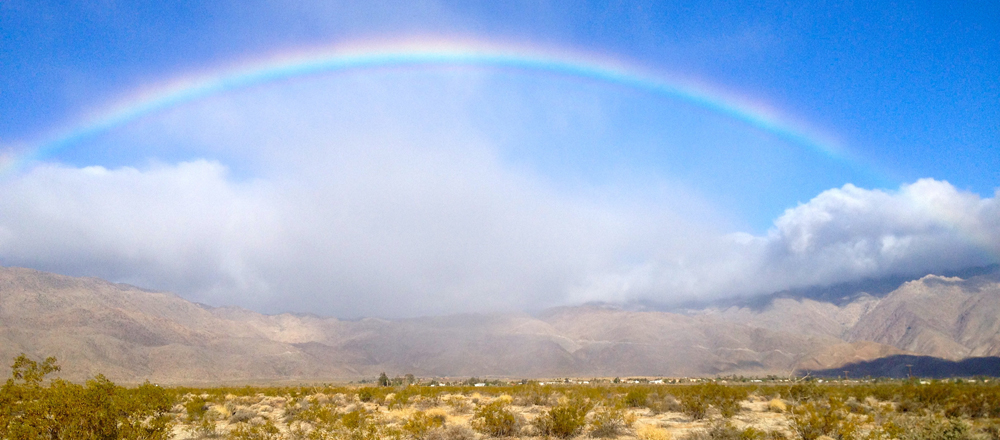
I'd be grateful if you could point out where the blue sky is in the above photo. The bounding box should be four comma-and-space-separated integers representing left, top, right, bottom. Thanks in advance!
0, 1, 998, 317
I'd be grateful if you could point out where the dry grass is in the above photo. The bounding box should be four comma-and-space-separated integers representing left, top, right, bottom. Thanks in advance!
768, 398, 787, 413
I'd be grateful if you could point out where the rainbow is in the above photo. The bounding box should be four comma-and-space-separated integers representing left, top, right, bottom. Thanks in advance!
3, 40, 850, 176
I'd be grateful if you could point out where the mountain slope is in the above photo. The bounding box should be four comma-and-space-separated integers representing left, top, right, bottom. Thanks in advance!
847, 274, 1000, 359
0, 267, 362, 383
1, 266, 998, 383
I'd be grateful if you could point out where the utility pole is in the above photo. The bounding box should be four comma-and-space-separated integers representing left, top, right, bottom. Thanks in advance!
906, 364, 913, 379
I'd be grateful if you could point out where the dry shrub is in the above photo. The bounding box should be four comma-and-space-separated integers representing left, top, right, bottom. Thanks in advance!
637, 424, 673, 440
768, 399, 786, 413
469, 392, 485, 405
895, 415, 973, 440
789, 398, 861, 440
532, 398, 593, 438
424, 425, 476, 440
281, 399, 307, 423
411, 395, 440, 410
493, 394, 514, 405
673, 382, 748, 420
229, 408, 257, 424
647, 393, 683, 414
513, 385, 558, 406
588, 402, 636, 438
331, 393, 350, 406
202, 405, 228, 421
403, 410, 447, 439
187, 396, 213, 421
684, 422, 784, 440
188, 418, 221, 439
386, 392, 409, 410
443, 395, 472, 414
470, 400, 522, 437
225, 419, 282, 440
843, 397, 871, 415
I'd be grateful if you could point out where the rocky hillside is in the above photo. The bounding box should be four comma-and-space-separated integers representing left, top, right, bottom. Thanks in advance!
1, 266, 997, 383
701, 271, 1000, 360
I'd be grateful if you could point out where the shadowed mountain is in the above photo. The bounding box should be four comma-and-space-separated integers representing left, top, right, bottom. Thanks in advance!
1, 265, 999, 383
801, 355, 1000, 379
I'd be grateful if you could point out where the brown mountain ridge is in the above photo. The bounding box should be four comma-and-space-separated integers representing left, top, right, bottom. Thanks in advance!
1, 266, 998, 384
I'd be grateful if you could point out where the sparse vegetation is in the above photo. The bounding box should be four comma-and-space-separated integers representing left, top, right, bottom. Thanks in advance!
588, 400, 636, 437
403, 410, 446, 438
0, 354, 174, 440
471, 398, 522, 437
5, 354, 1000, 439
532, 397, 593, 438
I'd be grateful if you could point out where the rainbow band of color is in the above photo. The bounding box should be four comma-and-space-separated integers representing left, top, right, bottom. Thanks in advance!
5, 43, 848, 177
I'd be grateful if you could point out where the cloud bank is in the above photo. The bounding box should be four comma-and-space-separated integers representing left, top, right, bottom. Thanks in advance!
1, 65, 994, 317
0, 154, 996, 318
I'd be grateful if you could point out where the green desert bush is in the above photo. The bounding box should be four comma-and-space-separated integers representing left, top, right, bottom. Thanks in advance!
789, 398, 862, 440
356, 387, 376, 403
624, 387, 651, 408
186, 395, 213, 421
288, 400, 339, 430
403, 410, 446, 439
680, 393, 710, 420
470, 399, 521, 437
673, 383, 749, 419
532, 398, 593, 438
0, 354, 175, 440
301, 406, 403, 440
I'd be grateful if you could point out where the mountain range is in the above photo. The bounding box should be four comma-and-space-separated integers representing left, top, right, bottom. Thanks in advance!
1, 265, 998, 384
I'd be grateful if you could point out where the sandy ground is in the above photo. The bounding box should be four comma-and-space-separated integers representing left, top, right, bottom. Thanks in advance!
168, 392, 797, 439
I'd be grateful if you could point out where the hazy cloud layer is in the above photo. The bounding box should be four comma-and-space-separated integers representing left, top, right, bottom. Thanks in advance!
0, 155, 996, 318
0, 75, 992, 317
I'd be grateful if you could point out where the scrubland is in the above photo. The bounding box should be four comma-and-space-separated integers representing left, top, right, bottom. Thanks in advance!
3, 355, 1000, 440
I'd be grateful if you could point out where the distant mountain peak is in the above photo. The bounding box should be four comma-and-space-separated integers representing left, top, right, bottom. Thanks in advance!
2, 264, 998, 383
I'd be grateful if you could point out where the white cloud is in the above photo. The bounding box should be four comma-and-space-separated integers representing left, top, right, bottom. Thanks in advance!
749, 179, 1000, 291
0, 161, 281, 300
0, 152, 714, 317
3, 72, 997, 317
2, 151, 996, 318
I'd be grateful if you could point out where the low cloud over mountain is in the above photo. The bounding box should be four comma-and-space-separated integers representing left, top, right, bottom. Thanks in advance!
0, 157, 996, 318
2, 266, 998, 383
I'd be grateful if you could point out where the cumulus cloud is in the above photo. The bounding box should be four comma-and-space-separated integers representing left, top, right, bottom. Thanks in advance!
750, 179, 1000, 289
1, 150, 996, 318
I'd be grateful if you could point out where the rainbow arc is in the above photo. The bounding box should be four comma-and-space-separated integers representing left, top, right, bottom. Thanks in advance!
2, 40, 847, 177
